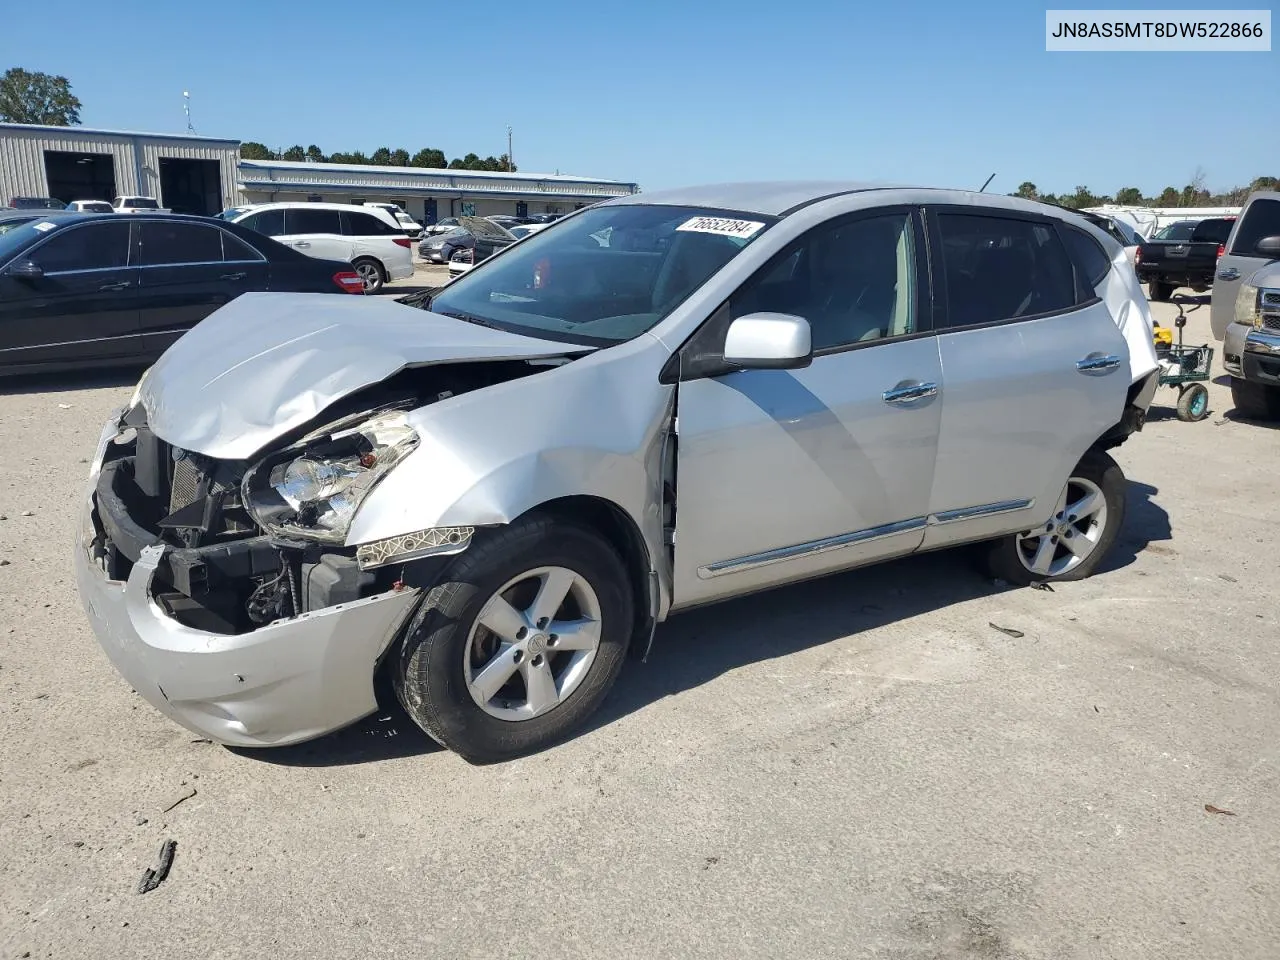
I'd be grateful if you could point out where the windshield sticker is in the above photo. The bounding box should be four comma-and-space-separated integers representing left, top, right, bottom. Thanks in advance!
676, 216, 765, 240
32, 221, 57, 232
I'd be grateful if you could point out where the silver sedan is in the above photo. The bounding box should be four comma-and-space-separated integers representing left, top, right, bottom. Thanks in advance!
76, 182, 1161, 762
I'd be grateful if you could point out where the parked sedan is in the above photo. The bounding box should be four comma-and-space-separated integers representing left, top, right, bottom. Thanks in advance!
419, 226, 473, 263
76, 182, 1159, 764
0, 212, 362, 376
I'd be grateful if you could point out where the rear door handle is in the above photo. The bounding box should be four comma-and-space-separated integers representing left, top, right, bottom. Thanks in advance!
294, 241, 311, 249
882, 381, 939, 404
1077, 354, 1122, 373
98, 281, 130, 291
1218, 268, 1240, 281
220, 272, 247, 281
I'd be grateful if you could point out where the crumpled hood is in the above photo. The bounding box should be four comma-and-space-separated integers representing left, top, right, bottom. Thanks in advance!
137, 292, 589, 460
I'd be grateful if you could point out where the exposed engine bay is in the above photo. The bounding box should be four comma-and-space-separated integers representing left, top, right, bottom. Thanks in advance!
90, 358, 571, 635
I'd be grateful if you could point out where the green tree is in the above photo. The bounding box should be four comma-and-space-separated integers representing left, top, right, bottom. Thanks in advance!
1156, 186, 1179, 206
1014, 181, 1039, 200
1114, 186, 1143, 205
0, 67, 81, 125
370, 147, 392, 165
389, 148, 410, 166
411, 147, 447, 168
280, 145, 305, 162
306, 144, 324, 162
449, 152, 481, 170
1249, 176, 1279, 192
240, 141, 274, 160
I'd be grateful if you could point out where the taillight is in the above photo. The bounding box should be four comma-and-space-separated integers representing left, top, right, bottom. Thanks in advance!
1217, 243, 1225, 260
332, 270, 364, 294
392, 237, 412, 248
1134, 247, 1141, 266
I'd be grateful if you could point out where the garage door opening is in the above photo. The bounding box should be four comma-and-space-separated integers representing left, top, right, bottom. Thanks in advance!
43, 151, 118, 205
159, 157, 222, 215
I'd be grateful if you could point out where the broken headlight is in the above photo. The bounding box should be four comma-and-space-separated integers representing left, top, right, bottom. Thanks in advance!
245, 411, 419, 543
1235, 282, 1262, 329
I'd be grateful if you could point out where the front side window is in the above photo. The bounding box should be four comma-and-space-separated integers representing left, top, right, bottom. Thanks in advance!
240, 209, 286, 237
937, 213, 1075, 328
138, 221, 224, 265
427, 205, 775, 345
286, 208, 342, 235
1230, 199, 1280, 256
729, 212, 917, 350
29, 222, 131, 272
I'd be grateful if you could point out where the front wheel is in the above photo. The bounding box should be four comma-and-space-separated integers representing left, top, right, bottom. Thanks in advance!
353, 257, 385, 294
394, 516, 634, 764
1230, 377, 1280, 421
985, 449, 1127, 585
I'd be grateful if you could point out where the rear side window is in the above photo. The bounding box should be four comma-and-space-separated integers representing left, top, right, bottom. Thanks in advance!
1060, 224, 1112, 293
240, 209, 285, 237
286, 208, 342, 234
138, 221, 224, 265
221, 231, 263, 261
936, 213, 1076, 328
30, 221, 131, 272
1230, 199, 1280, 256
341, 211, 399, 236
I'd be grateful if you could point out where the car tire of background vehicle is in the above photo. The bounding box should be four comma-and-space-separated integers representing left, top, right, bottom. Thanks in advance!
1149, 281, 1173, 302
394, 515, 634, 764
353, 257, 385, 294
1230, 377, 1280, 421
1176, 382, 1210, 422
984, 448, 1127, 586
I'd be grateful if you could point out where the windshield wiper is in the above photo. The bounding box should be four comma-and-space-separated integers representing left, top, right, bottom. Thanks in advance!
435, 309, 506, 331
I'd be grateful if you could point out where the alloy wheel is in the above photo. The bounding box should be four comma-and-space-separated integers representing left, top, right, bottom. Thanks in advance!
1015, 477, 1108, 577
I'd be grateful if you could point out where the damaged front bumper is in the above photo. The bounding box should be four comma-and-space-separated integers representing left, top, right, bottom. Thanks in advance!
74, 412, 422, 748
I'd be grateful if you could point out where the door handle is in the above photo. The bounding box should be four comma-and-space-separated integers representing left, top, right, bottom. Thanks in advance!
294, 241, 311, 249
1218, 268, 1240, 281
1076, 354, 1122, 373
98, 281, 130, 291
220, 272, 247, 281
882, 381, 938, 404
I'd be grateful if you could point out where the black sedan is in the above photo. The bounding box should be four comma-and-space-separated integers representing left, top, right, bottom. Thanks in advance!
0, 212, 363, 377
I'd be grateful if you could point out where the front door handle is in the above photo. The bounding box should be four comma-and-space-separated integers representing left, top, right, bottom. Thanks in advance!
294, 241, 311, 249
1077, 354, 1122, 373
98, 281, 130, 291
882, 381, 939, 404
1218, 267, 1240, 281
220, 272, 247, 281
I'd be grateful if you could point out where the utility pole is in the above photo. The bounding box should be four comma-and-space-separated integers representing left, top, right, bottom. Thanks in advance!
183, 91, 196, 135
506, 125, 513, 171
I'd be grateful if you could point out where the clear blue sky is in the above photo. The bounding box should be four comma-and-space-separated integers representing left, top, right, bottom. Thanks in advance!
2, 0, 1275, 195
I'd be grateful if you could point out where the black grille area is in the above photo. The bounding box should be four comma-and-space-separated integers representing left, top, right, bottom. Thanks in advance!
1264, 315, 1280, 331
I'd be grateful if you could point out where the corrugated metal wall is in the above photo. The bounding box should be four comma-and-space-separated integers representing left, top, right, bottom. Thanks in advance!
0, 127, 238, 209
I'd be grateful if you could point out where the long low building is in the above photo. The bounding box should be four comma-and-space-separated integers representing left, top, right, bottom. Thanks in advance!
0, 122, 638, 222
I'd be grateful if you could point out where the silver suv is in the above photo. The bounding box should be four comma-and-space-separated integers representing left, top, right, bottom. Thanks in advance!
1210, 190, 1280, 420
75, 183, 1160, 763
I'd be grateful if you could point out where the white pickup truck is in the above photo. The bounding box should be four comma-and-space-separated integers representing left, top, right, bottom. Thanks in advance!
111, 196, 169, 213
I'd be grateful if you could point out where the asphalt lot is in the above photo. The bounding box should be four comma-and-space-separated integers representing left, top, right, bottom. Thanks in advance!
2, 288, 1278, 959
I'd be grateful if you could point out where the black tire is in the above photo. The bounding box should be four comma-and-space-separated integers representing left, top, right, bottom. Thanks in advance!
353, 257, 385, 294
394, 516, 633, 764
1230, 377, 1280, 421
985, 449, 1127, 586
1149, 281, 1173, 302
1176, 382, 1210, 422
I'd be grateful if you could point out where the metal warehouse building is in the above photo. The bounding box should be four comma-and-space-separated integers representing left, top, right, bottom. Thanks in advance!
0, 123, 638, 221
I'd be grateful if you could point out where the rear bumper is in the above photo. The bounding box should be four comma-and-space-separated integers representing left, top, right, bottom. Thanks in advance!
1136, 266, 1214, 287
386, 257, 415, 281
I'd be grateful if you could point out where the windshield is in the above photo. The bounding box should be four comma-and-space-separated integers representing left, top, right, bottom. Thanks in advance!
427, 204, 775, 346
0, 219, 46, 257
1154, 221, 1199, 242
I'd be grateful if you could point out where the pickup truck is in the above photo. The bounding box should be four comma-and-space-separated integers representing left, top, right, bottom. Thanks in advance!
111, 196, 169, 214
1135, 217, 1236, 301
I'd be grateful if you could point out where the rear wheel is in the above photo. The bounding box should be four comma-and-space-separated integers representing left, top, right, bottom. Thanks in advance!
985, 449, 1127, 585
1149, 281, 1173, 302
1230, 377, 1280, 421
394, 516, 633, 764
353, 257, 385, 294
1176, 382, 1209, 421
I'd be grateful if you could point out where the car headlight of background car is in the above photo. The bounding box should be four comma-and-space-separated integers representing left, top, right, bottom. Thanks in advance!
245, 411, 418, 543
1235, 282, 1262, 329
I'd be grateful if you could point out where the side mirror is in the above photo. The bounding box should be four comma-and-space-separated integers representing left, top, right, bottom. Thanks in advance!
1256, 236, 1280, 257
7, 260, 43, 280
723, 312, 813, 370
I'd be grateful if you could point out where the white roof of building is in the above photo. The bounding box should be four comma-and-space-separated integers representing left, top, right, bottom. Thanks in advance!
0, 121, 239, 145
238, 159, 636, 188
